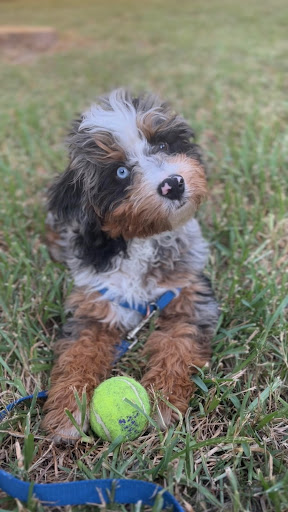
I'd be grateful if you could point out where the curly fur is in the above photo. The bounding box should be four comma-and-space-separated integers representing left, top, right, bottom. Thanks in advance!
42, 89, 219, 442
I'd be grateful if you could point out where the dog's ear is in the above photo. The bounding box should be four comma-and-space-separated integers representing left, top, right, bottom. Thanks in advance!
47, 166, 85, 222
47, 118, 96, 223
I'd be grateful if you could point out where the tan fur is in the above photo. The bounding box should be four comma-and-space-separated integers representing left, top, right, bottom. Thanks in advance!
137, 110, 180, 142
94, 134, 126, 162
103, 200, 171, 239
137, 111, 161, 140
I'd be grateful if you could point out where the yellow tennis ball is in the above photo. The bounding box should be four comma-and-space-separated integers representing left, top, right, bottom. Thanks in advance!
90, 376, 151, 442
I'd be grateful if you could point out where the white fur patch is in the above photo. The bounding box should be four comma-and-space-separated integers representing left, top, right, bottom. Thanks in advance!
80, 89, 147, 160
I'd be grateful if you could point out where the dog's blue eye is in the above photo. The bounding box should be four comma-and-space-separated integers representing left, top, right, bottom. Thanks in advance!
116, 166, 130, 179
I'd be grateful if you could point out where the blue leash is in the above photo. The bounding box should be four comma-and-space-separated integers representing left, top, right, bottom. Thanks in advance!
0, 470, 183, 509
0, 290, 184, 511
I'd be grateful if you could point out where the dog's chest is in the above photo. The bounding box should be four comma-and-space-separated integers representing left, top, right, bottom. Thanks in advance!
73, 220, 208, 329
74, 234, 174, 303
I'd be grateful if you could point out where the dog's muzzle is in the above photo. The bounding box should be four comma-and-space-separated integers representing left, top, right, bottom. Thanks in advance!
157, 174, 185, 201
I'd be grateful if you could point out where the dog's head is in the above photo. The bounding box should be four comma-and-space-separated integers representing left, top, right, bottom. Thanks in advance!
48, 89, 207, 262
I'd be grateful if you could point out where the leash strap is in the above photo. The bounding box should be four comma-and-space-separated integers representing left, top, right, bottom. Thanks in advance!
0, 471, 184, 510
0, 290, 184, 511
0, 391, 48, 421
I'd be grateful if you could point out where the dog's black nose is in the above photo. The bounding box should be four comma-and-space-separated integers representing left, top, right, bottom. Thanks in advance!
157, 175, 185, 201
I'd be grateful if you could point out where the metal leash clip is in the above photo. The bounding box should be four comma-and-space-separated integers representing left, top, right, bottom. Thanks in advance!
125, 303, 158, 350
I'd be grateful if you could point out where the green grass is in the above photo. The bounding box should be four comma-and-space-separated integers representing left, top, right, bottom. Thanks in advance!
0, 0, 288, 510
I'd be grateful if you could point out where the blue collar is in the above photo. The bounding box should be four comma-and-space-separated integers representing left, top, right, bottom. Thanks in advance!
97, 287, 179, 316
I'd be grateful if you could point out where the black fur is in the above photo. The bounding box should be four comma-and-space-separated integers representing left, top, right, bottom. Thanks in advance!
93, 162, 132, 216
47, 167, 85, 222
72, 218, 127, 272
149, 125, 204, 164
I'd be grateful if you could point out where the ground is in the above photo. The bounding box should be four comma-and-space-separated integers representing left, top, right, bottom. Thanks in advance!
0, 0, 287, 511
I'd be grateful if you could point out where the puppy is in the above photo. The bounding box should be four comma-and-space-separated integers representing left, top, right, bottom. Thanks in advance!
42, 89, 218, 442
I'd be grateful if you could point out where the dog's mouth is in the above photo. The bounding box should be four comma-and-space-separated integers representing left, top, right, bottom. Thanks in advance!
165, 195, 189, 211
167, 195, 197, 230
177, 198, 188, 209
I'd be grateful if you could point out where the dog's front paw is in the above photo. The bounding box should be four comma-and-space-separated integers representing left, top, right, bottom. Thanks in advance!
142, 375, 193, 430
42, 409, 89, 444
41, 391, 89, 444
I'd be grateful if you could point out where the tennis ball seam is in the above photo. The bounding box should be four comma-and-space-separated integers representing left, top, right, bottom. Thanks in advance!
91, 409, 112, 441
120, 378, 148, 413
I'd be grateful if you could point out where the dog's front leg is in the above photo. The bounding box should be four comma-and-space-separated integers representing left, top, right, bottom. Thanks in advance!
141, 283, 217, 428
42, 322, 120, 443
